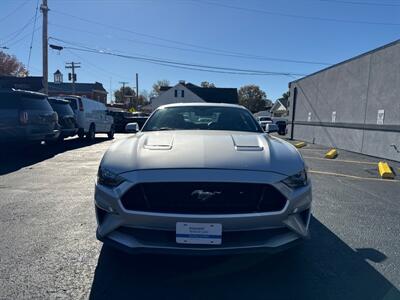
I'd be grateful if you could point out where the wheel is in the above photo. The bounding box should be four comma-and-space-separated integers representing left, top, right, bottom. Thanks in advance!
86, 124, 96, 142
78, 128, 85, 140
107, 125, 115, 139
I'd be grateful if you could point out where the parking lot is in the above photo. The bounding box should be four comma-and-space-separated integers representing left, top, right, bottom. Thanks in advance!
1, 134, 399, 300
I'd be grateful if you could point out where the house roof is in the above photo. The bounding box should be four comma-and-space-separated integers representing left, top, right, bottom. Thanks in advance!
161, 82, 238, 104
271, 99, 289, 113
48, 81, 107, 94
185, 83, 238, 104
0, 76, 43, 91
279, 98, 289, 108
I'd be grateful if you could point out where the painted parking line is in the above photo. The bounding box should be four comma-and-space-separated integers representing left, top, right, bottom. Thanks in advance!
309, 170, 400, 182
303, 156, 378, 165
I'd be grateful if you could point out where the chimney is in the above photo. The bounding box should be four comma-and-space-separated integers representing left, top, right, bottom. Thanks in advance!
179, 80, 186, 85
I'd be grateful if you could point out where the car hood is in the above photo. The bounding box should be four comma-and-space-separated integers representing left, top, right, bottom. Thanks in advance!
101, 130, 305, 176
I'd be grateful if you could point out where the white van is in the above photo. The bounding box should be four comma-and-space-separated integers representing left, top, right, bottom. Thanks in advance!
64, 96, 114, 141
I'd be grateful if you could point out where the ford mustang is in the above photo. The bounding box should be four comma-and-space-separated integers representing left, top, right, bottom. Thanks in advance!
94, 103, 312, 254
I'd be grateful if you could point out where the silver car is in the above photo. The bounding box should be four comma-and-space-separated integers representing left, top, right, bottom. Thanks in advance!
94, 103, 312, 254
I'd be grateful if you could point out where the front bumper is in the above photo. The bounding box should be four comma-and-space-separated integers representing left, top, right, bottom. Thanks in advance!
94, 169, 312, 255
59, 128, 78, 138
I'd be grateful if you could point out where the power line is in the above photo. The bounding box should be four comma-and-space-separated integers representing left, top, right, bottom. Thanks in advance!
49, 38, 306, 77
27, 0, 41, 71
48, 21, 331, 66
0, 0, 31, 24
65, 48, 128, 80
0, 16, 36, 45
50, 10, 331, 66
197, 0, 400, 26
51, 37, 305, 75
7, 26, 42, 48
318, 0, 400, 7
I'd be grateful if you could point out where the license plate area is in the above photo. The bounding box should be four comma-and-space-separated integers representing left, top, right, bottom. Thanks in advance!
176, 222, 222, 245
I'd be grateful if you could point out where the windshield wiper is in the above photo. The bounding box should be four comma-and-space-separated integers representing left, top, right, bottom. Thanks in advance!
160, 127, 174, 130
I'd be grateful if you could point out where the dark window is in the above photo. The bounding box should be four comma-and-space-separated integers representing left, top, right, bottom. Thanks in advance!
20, 96, 52, 111
174, 90, 178, 97
49, 101, 74, 116
181, 90, 184, 97
66, 98, 77, 110
0, 93, 19, 109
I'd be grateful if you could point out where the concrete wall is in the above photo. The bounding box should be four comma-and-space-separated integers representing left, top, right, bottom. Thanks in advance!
288, 41, 400, 162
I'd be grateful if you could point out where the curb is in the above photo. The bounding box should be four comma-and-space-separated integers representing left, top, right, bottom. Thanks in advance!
378, 161, 395, 179
294, 142, 306, 148
325, 149, 338, 159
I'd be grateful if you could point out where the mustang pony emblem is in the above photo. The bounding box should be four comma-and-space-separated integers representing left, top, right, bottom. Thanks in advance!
191, 190, 221, 201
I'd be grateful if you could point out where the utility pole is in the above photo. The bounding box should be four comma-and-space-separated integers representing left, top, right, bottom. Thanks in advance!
290, 87, 297, 140
119, 81, 128, 106
40, 0, 49, 94
65, 62, 81, 94
109, 77, 112, 104
135, 73, 139, 109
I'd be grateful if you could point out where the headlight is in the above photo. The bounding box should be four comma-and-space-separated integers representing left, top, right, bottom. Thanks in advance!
282, 169, 308, 188
97, 167, 125, 187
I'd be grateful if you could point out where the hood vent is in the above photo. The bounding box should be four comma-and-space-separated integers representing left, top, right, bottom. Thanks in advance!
231, 134, 264, 151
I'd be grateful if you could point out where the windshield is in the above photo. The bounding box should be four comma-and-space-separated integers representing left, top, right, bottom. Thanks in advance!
142, 106, 262, 133
259, 117, 271, 122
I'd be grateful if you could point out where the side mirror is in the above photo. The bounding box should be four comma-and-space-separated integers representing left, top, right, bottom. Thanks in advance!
125, 122, 139, 133
265, 124, 278, 133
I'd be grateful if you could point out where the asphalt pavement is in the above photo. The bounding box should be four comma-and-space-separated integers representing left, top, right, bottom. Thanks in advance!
0, 134, 399, 300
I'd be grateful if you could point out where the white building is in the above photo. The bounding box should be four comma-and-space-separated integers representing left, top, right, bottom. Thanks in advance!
144, 81, 238, 111
270, 98, 289, 117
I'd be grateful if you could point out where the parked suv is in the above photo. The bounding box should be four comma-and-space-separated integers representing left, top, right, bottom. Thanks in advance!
0, 89, 59, 144
62, 96, 114, 141
48, 97, 78, 141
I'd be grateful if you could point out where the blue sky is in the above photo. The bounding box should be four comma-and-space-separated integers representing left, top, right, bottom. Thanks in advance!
1, 0, 399, 102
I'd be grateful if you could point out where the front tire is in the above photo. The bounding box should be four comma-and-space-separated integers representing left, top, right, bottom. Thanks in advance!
107, 125, 115, 140
86, 124, 96, 142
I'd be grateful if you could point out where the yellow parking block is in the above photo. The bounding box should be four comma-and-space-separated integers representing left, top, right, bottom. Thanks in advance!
325, 148, 338, 159
378, 161, 394, 179
294, 142, 306, 148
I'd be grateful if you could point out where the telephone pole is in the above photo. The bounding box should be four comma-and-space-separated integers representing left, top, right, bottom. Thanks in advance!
65, 62, 81, 94
40, 0, 49, 94
119, 81, 129, 106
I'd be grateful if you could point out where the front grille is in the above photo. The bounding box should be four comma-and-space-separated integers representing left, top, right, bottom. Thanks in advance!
120, 182, 287, 214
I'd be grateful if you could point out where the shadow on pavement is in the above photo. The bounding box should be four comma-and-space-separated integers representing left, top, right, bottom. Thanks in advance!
0, 137, 109, 176
89, 217, 399, 300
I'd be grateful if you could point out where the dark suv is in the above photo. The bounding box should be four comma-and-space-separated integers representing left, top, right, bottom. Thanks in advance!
48, 97, 77, 140
0, 90, 59, 144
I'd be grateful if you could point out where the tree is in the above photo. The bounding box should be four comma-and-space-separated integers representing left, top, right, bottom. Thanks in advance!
139, 89, 149, 104
0, 51, 28, 76
238, 85, 268, 113
151, 79, 170, 97
264, 99, 273, 110
114, 86, 135, 104
277, 91, 289, 102
200, 81, 215, 88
